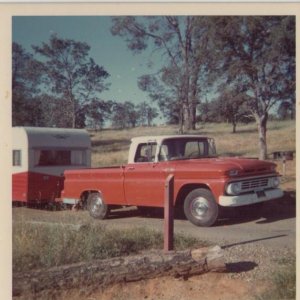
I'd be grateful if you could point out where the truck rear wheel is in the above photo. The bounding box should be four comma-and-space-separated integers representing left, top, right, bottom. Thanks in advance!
87, 192, 109, 219
184, 188, 218, 227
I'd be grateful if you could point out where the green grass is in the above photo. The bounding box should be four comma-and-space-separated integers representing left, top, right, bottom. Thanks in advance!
13, 221, 206, 273
255, 255, 296, 300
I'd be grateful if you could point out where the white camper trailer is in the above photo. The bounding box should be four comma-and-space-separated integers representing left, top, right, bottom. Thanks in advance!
12, 127, 91, 203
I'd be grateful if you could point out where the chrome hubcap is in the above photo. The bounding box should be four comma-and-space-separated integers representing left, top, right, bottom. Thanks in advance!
191, 197, 210, 220
91, 195, 103, 213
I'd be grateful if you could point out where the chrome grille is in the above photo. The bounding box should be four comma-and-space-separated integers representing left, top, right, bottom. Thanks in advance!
241, 177, 270, 191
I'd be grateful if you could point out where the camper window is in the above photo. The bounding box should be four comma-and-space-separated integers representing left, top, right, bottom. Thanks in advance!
71, 150, 86, 165
13, 150, 21, 166
34, 149, 85, 166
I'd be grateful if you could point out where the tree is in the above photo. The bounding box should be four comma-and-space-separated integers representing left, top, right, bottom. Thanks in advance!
138, 72, 180, 126
111, 101, 138, 129
33, 34, 110, 128
34, 94, 65, 127
136, 101, 158, 126
84, 99, 114, 130
212, 16, 295, 159
277, 100, 295, 120
111, 16, 210, 132
214, 85, 253, 133
12, 43, 43, 126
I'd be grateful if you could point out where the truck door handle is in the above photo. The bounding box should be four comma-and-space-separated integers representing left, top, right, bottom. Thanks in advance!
127, 167, 135, 171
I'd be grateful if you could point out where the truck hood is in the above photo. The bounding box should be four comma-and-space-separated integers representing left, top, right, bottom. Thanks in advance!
173, 157, 276, 177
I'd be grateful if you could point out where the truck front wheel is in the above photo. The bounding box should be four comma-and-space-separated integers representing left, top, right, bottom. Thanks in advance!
87, 192, 109, 219
184, 188, 218, 227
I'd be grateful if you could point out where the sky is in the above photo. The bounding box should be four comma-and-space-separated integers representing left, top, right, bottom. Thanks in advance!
12, 16, 162, 107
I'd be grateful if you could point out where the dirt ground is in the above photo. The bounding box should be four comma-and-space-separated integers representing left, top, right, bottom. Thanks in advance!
43, 272, 268, 300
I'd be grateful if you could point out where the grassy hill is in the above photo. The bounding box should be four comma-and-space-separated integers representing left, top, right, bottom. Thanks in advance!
90, 120, 295, 168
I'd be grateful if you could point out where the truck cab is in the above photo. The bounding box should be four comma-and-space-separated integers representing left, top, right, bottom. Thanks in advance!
128, 136, 217, 163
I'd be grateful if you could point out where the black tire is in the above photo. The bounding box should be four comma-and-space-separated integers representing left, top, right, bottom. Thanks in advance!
87, 192, 109, 219
183, 188, 219, 227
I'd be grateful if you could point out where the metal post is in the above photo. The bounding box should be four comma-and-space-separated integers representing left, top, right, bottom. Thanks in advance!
164, 174, 174, 252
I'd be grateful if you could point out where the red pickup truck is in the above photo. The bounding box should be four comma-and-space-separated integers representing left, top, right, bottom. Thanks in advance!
62, 135, 283, 227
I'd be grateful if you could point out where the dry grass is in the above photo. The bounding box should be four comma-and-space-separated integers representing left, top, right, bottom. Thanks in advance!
90, 120, 295, 167
13, 220, 203, 273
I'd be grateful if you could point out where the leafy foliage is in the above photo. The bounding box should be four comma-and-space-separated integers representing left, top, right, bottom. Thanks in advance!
12, 36, 159, 130
210, 16, 295, 158
110, 101, 158, 129
32, 34, 110, 128
12, 43, 44, 126
111, 16, 211, 132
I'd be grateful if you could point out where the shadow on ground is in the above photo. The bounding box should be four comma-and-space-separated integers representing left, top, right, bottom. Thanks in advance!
216, 190, 296, 226
14, 191, 295, 227
225, 261, 258, 273
106, 190, 296, 227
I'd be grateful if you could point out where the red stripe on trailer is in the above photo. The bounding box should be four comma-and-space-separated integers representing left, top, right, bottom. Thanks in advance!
12, 171, 64, 203
12, 172, 28, 202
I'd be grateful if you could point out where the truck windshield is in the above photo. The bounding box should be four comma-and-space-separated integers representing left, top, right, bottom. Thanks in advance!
158, 138, 217, 161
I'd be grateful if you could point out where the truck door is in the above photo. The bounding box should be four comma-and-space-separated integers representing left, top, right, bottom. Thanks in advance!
124, 142, 165, 207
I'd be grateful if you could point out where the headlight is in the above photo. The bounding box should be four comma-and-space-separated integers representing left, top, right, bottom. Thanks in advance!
226, 182, 242, 195
227, 169, 239, 176
270, 177, 280, 188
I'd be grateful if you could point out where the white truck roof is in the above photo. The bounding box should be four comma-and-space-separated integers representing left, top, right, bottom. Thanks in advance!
131, 135, 207, 144
128, 135, 209, 164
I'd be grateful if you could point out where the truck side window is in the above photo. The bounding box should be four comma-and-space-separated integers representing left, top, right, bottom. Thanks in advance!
185, 141, 205, 157
159, 144, 169, 161
134, 143, 157, 162
13, 150, 21, 166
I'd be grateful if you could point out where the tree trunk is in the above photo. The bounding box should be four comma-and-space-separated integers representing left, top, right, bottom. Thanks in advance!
13, 246, 225, 297
232, 115, 237, 133
72, 100, 76, 128
178, 105, 184, 134
189, 104, 196, 130
256, 113, 268, 160
232, 122, 236, 134
183, 104, 192, 132
190, 64, 200, 131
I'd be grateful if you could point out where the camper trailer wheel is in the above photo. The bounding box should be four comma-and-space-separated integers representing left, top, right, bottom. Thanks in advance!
87, 192, 109, 219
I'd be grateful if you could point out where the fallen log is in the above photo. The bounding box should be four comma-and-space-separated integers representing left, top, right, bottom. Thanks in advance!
13, 245, 225, 297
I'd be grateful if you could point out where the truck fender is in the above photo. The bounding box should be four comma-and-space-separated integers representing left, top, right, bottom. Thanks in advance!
175, 183, 212, 207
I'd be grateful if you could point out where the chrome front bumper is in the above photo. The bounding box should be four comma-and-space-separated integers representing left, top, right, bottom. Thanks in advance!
218, 188, 284, 207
